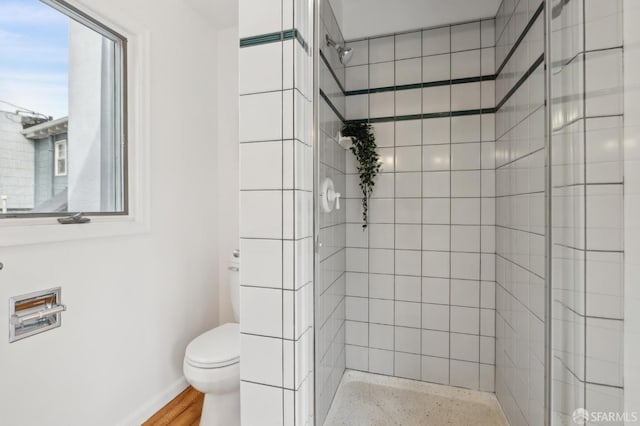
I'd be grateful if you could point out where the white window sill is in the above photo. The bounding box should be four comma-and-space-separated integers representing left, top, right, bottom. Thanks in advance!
0, 214, 150, 247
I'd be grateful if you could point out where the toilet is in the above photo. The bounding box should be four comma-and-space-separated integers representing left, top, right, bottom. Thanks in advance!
183, 253, 240, 426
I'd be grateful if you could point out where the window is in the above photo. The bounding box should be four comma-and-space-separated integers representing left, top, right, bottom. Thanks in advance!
0, 0, 127, 217
54, 141, 67, 177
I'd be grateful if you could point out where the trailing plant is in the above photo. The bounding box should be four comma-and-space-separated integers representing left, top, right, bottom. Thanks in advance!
342, 122, 381, 229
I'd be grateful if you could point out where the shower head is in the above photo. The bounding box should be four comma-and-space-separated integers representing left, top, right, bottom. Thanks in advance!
326, 35, 353, 65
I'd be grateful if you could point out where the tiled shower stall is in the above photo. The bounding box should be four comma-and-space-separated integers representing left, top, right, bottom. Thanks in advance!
237, 0, 639, 424
342, 18, 498, 392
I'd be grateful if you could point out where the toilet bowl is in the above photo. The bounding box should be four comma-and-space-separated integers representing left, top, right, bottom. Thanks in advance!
183, 252, 240, 426
183, 323, 240, 426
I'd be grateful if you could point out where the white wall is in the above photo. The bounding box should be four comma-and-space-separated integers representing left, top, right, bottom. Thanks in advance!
216, 24, 240, 324
0, 0, 228, 424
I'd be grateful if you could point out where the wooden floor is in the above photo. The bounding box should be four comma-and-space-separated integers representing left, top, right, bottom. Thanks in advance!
143, 386, 204, 426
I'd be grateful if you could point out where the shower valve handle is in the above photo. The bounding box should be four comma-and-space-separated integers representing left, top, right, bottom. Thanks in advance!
328, 188, 341, 210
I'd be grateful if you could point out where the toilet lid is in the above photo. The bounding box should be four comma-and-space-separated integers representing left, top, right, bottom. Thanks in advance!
185, 323, 240, 368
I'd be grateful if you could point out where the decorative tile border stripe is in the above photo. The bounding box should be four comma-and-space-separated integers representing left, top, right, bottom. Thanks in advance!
240, 31, 283, 47
344, 75, 497, 96
343, 53, 543, 124
319, 88, 346, 122
495, 2, 544, 77
495, 53, 544, 111
346, 108, 496, 125
240, 29, 309, 53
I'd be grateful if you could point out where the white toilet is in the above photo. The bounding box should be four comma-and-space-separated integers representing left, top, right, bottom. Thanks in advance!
183, 254, 240, 426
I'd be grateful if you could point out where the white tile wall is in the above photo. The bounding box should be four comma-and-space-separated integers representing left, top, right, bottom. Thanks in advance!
494, 1, 546, 425
342, 20, 496, 392
239, 0, 314, 424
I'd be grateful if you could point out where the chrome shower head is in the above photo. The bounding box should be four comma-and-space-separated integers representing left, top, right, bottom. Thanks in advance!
326, 35, 354, 65
339, 46, 353, 65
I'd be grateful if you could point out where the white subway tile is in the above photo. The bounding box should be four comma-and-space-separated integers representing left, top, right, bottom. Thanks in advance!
422, 198, 450, 224
423, 26, 450, 56
422, 355, 450, 384
395, 89, 422, 116
241, 334, 283, 386
452, 22, 481, 51
452, 82, 481, 110
481, 20, 495, 48
422, 329, 450, 357
241, 286, 282, 337
451, 49, 481, 79
346, 344, 369, 370
240, 191, 282, 238
422, 53, 451, 82
422, 86, 451, 114
346, 65, 369, 91
240, 91, 282, 142
395, 172, 422, 198
422, 303, 450, 331
370, 36, 395, 63
369, 61, 395, 88
586, 318, 624, 387
395, 31, 422, 59
240, 43, 282, 94
395, 224, 422, 250
240, 141, 282, 190
346, 296, 368, 322
369, 348, 394, 374
395, 352, 422, 380
422, 225, 450, 251
422, 277, 450, 305
370, 92, 395, 118
396, 58, 422, 85
239, 0, 281, 38
241, 382, 283, 426
451, 279, 480, 307
423, 117, 451, 144
451, 306, 480, 334
395, 326, 421, 354
240, 238, 283, 288
369, 274, 394, 300
395, 120, 422, 146
396, 199, 422, 223
451, 333, 480, 362
370, 323, 394, 350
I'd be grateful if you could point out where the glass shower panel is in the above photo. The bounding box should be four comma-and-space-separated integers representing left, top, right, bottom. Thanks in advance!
314, 1, 347, 424
550, 0, 587, 422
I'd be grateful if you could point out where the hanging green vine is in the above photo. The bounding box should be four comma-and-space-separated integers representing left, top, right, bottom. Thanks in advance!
342, 122, 381, 229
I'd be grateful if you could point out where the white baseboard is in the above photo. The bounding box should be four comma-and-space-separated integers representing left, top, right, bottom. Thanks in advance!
117, 376, 188, 426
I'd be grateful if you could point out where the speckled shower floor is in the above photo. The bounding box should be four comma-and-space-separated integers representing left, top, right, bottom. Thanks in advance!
324, 370, 509, 426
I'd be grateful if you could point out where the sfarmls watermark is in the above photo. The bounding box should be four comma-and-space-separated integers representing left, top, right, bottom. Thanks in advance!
572, 408, 639, 424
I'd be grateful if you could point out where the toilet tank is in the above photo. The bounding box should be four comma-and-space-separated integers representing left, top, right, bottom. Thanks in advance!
229, 250, 240, 322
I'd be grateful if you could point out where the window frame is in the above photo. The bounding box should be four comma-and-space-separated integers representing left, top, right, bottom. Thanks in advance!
54, 140, 68, 177
0, 0, 150, 247
0, 0, 129, 219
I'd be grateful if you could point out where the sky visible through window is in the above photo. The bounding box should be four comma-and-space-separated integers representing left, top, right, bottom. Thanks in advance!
0, 0, 69, 119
